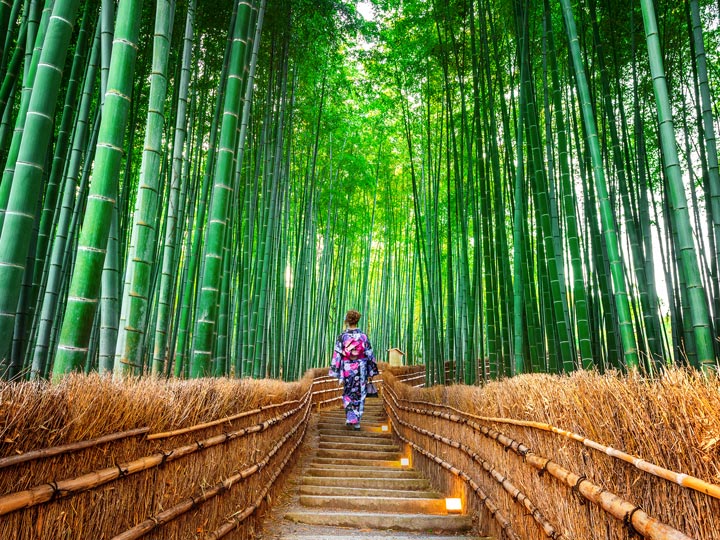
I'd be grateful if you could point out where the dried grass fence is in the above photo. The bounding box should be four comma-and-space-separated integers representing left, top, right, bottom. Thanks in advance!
383, 367, 720, 540
0, 369, 343, 539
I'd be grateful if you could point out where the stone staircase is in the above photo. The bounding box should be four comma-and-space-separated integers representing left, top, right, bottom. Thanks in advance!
280, 399, 489, 540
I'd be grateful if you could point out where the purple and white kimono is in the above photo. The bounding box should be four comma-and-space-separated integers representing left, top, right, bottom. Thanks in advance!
329, 329, 378, 425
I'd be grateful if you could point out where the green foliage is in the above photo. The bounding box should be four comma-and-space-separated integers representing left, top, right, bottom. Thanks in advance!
0, 0, 718, 380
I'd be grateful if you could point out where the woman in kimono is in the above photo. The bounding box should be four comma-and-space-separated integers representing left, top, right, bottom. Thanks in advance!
329, 310, 378, 429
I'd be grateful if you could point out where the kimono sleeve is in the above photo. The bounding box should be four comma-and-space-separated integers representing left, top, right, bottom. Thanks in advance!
328, 334, 344, 378
364, 335, 379, 377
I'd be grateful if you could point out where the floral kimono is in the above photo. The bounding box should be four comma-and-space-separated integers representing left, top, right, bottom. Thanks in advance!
329, 328, 378, 426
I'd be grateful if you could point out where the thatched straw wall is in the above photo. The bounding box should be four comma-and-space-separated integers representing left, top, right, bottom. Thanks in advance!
384, 367, 720, 540
0, 370, 341, 539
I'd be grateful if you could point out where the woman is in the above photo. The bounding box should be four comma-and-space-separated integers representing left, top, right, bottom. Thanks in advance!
329, 310, 378, 429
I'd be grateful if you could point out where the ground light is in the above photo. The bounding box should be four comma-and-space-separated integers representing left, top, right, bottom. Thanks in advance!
400, 457, 410, 467
381, 425, 389, 431
445, 498, 462, 513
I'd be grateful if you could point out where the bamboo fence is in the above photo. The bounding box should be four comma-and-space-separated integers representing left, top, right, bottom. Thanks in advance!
383, 367, 720, 540
0, 370, 343, 539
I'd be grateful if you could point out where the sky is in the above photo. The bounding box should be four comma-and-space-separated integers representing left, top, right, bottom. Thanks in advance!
356, 1, 375, 21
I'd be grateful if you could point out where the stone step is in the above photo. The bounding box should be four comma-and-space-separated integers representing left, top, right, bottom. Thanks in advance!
304, 466, 421, 479
300, 495, 448, 515
299, 485, 442, 498
323, 405, 385, 412
319, 441, 400, 452
318, 427, 392, 437
316, 448, 401, 460
282, 536, 490, 540
317, 421, 387, 430
321, 412, 387, 420
319, 419, 388, 427
319, 434, 397, 446
310, 456, 401, 467
301, 476, 431, 490
284, 510, 473, 532
322, 407, 385, 414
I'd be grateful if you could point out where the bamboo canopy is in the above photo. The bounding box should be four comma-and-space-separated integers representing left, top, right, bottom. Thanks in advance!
0, 0, 716, 382
0, 0, 719, 537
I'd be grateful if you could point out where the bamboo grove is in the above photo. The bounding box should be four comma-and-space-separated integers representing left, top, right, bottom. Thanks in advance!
0, 0, 718, 383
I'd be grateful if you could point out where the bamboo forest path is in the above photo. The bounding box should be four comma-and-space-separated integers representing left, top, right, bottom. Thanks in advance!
258, 399, 489, 540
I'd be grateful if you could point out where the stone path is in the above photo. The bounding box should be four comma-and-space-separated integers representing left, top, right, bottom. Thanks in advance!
258, 399, 490, 540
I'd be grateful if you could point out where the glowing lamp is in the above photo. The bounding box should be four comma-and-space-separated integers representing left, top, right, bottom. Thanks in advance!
400, 457, 410, 467
381, 425, 389, 432
445, 498, 462, 513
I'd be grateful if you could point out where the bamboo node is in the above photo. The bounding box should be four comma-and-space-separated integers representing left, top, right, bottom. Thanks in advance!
47, 480, 62, 500
115, 463, 129, 477
538, 458, 551, 477
624, 506, 643, 538
572, 474, 587, 505
160, 450, 174, 466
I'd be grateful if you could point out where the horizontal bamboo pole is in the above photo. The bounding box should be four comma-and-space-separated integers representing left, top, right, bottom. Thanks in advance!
385, 406, 521, 540
316, 395, 342, 407
148, 389, 310, 440
312, 375, 340, 384
111, 400, 311, 540
384, 384, 693, 540
312, 386, 343, 397
384, 389, 561, 539
0, 427, 150, 469
0, 393, 310, 516
400, 393, 720, 501
396, 373, 425, 383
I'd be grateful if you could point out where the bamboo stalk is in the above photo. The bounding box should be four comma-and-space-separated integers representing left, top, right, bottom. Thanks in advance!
0, 427, 149, 469
0, 393, 310, 516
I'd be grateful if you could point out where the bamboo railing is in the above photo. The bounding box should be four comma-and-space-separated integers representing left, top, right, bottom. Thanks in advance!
383, 367, 712, 540
0, 371, 340, 540
0, 427, 150, 469
408, 396, 720, 501
110, 398, 312, 540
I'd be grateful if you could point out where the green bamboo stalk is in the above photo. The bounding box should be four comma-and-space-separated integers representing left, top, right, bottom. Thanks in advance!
97, 0, 117, 375
543, 0, 593, 369
23, 7, 93, 372
688, 0, 720, 353
152, 0, 195, 376
0, 20, 25, 117
560, 0, 639, 370
190, 0, 254, 377
639, 0, 716, 370
0, 0, 16, 71
53, 0, 145, 377
114, 0, 175, 376
0, 2, 49, 234
0, 0, 52, 231
0, 0, 81, 364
